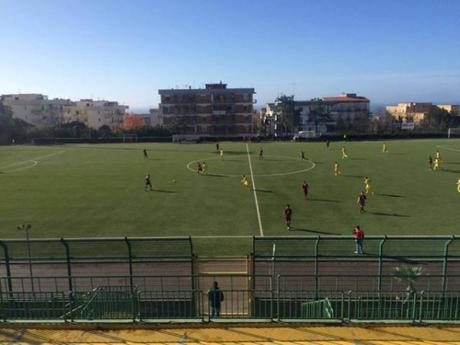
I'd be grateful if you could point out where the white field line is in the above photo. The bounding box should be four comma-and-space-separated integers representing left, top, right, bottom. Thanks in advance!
437, 145, 460, 153
186, 154, 315, 177
191, 235, 253, 239
3, 160, 38, 173
0, 150, 65, 173
246, 144, 264, 237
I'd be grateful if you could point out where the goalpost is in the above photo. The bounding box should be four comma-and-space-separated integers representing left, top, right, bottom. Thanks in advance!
447, 128, 460, 138
122, 134, 138, 143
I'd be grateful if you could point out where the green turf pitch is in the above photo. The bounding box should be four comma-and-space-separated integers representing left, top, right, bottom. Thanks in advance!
0, 139, 459, 255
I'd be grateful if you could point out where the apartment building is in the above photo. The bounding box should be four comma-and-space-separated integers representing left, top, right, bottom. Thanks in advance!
385, 102, 433, 124
437, 104, 460, 117
158, 82, 255, 137
63, 100, 128, 131
386, 102, 460, 124
263, 93, 370, 135
137, 108, 160, 127
0, 94, 72, 128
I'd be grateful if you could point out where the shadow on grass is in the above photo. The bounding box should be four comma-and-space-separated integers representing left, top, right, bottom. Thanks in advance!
225, 150, 251, 155
441, 168, 460, 174
206, 174, 229, 178
390, 152, 406, 155
153, 189, 177, 193
367, 211, 409, 217
376, 193, 404, 198
342, 174, 365, 179
290, 227, 340, 235
350, 157, 367, 161
256, 189, 272, 193
308, 198, 339, 203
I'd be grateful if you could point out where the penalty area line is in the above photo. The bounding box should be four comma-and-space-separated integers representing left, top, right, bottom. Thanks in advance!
246, 143, 264, 237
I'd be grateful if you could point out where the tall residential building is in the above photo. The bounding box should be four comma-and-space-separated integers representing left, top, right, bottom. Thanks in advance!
263, 93, 370, 135
158, 82, 255, 137
63, 100, 128, 131
0, 94, 72, 128
386, 103, 460, 124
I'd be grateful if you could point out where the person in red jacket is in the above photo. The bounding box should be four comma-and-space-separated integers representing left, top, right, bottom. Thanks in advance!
353, 225, 365, 254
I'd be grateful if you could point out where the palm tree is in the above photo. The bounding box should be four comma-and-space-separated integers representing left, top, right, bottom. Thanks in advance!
392, 265, 423, 300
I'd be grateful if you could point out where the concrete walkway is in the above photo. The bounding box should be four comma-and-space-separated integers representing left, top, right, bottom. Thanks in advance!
1, 325, 460, 344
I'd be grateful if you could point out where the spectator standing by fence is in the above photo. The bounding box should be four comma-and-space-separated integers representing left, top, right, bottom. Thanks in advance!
353, 225, 365, 254
208, 281, 224, 318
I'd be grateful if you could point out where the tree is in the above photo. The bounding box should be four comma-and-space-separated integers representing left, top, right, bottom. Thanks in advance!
122, 114, 145, 130
309, 108, 331, 133
274, 95, 300, 136
392, 265, 423, 300
0, 103, 32, 144
421, 107, 452, 131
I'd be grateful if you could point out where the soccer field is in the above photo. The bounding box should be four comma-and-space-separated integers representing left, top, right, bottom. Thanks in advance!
0, 139, 459, 255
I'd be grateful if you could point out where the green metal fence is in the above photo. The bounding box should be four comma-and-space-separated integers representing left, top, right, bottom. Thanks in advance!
252, 236, 460, 295
0, 235, 459, 322
1, 287, 460, 323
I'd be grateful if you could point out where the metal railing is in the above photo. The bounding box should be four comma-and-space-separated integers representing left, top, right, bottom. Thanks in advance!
1, 274, 460, 323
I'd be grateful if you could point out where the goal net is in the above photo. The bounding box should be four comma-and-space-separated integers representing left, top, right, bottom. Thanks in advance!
447, 128, 460, 138
123, 134, 138, 143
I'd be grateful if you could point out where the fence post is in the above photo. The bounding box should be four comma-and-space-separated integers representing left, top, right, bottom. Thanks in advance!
347, 290, 352, 322
189, 235, 197, 315
314, 236, 320, 299
419, 291, 424, 323
248, 253, 254, 318
340, 291, 344, 322
60, 239, 73, 293
377, 236, 387, 294
124, 237, 134, 295
60, 238, 73, 322
276, 274, 281, 322
442, 236, 454, 295
412, 291, 417, 323
0, 241, 13, 296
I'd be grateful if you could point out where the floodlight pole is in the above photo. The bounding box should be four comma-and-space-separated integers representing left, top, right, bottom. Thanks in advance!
18, 224, 34, 294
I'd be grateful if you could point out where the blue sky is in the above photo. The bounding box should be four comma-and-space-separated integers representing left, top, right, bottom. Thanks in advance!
0, 0, 459, 111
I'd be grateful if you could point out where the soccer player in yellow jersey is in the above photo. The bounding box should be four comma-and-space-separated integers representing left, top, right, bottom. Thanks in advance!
382, 142, 388, 153
457, 177, 460, 193
433, 157, 440, 171
241, 175, 249, 190
334, 161, 341, 176
220, 149, 224, 160
364, 177, 372, 195
341, 146, 348, 159
436, 149, 442, 162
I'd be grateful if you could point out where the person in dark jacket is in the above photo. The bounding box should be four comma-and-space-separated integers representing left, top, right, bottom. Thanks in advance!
208, 281, 224, 318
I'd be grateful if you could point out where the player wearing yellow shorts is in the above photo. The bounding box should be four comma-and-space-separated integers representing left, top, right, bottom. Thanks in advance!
334, 161, 341, 176
457, 177, 460, 193
341, 146, 348, 159
364, 177, 373, 195
241, 175, 249, 190
382, 142, 388, 153
433, 157, 440, 171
